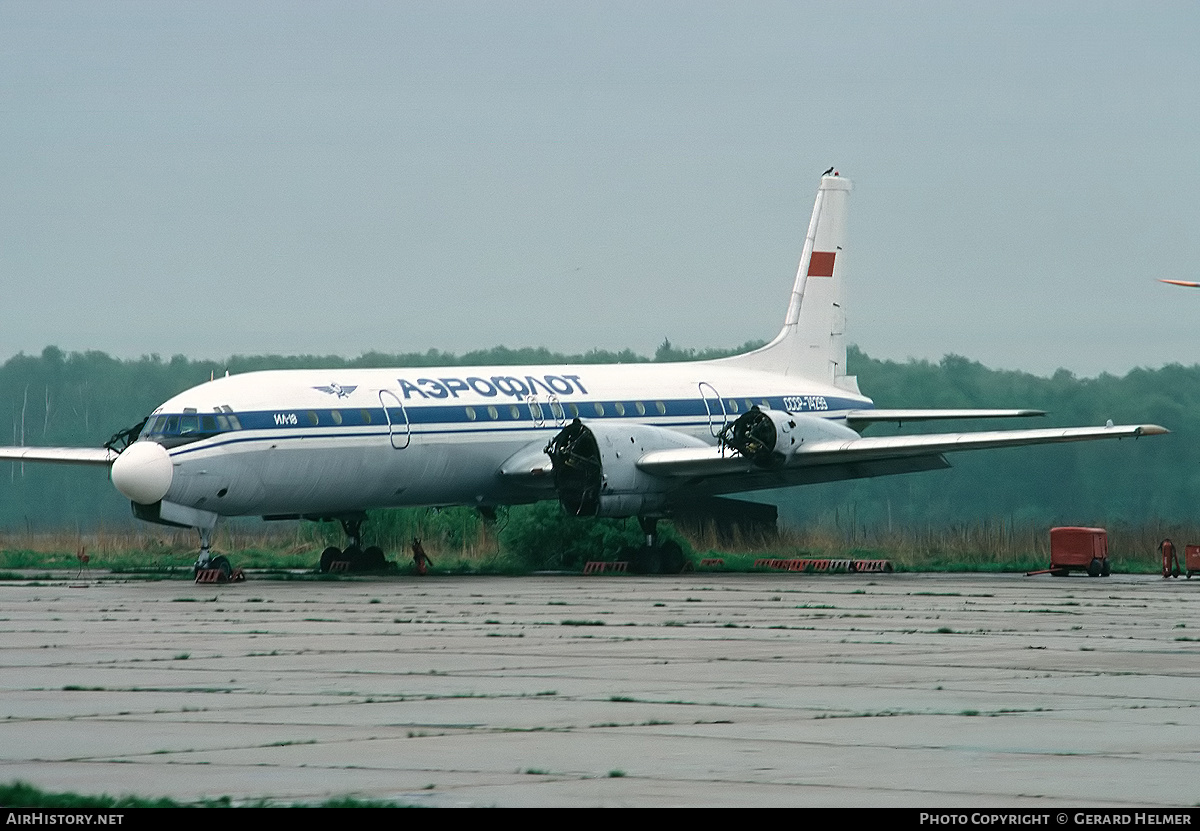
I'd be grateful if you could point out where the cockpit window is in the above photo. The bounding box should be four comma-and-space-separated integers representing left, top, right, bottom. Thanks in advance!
141, 409, 244, 442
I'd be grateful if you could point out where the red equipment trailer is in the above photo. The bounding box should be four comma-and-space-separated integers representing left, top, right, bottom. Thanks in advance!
1185, 545, 1200, 579
1028, 527, 1110, 577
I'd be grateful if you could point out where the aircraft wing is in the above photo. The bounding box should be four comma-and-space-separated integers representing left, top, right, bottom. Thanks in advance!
0, 446, 119, 466
846, 408, 1044, 428
637, 423, 1168, 479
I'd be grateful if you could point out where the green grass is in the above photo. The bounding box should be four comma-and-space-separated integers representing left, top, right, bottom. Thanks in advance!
0, 780, 422, 808
0, 521, 1170, 576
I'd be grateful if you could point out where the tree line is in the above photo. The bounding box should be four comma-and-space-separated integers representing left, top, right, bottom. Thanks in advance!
0, 343, 1189, 532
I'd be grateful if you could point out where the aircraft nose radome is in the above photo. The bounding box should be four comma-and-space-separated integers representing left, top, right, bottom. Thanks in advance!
110, 441, 173, 504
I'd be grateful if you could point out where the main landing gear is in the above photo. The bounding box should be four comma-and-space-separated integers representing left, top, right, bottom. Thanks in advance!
619, 516, 687, 575
318, 515, 388, 573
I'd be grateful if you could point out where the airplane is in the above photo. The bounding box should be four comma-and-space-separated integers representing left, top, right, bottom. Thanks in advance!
0, 170, 1168, 575
1160, 279, 1200, 288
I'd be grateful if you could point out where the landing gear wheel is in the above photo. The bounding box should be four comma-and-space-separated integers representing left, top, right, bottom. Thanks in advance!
616, 546, 639, 569
1101, 559, 1111, 577
1087, 558, 1102, 577
209, 555, 232, 580
659, 540, 685, 574
319, 546, 342, 573
632, 546, 663, 575
362, 546, 387, 571
342, 545, 363, 571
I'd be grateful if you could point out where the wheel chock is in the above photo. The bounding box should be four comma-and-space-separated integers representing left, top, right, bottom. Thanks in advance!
195, 567, 246, 584
850, 559, 894, 573
752, 558, 892, 574
583, 561, 629, 575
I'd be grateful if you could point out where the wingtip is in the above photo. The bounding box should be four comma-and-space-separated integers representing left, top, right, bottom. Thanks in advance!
1138, 424, 1170, 436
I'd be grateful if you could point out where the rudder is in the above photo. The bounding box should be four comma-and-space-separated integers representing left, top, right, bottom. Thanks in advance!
718, 171, 855, 389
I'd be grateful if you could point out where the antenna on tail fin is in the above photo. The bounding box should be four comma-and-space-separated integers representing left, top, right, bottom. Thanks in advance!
717, 170, 856, 390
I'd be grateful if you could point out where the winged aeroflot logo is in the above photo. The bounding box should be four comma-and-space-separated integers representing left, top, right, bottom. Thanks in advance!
313, 383, 358, 398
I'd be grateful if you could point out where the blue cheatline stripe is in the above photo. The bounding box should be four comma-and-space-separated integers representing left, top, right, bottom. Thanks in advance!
155, 395, 868, 431
169, 418, 718, 459
154, 394, 870, 456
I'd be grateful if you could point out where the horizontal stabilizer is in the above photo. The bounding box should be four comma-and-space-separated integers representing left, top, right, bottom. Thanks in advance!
638, 423, 1167, 478
0, 446, 118, 466
846, 408, 1045, 427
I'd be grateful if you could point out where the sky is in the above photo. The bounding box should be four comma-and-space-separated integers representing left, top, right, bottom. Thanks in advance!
2, 1, 1197, 377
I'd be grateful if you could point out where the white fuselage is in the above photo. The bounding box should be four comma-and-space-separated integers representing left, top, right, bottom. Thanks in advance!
6, 172, 1168, 538
144, 361, 872, 518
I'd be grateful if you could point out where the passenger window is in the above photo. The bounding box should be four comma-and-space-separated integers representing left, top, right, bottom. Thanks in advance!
360, 409, 372, 424
634, 401, 646, 416
306, 411, 319, 426
594, 403, 605, 416
487, 405, 498, 420
613, 402, 625, 416
655, 402, 666, 415
568, 403, 580, 418
509, 404, 520, 419
465, 406, 477, 421
330, 410, 343, 425
728, 399, 739, 413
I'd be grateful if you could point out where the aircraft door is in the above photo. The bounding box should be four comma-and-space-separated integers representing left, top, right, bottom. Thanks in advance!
698, 382, 728, 438
379, 390, 411, 449
526, 394, 546, 428
547, 394, 566, 427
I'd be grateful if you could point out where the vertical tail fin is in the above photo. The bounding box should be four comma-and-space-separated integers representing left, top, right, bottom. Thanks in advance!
719, 172, 855, 390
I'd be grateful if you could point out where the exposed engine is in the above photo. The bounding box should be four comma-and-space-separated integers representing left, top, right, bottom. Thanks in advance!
719, 406, 861, 468
545, 419, 708, 518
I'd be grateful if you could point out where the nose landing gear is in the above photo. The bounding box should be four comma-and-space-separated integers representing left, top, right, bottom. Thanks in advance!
193, 527, 244, 583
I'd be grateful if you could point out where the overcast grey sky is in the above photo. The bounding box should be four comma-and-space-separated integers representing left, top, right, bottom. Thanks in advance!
2, 1, 1197, 377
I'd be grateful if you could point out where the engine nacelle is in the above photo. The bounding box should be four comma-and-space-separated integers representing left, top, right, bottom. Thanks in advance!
546, 419, 708, 518
720, 407, 860, 467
